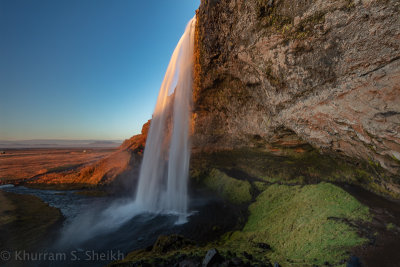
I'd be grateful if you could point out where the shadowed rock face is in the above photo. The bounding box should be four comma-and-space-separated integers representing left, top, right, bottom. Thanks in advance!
193, 0, 400, 182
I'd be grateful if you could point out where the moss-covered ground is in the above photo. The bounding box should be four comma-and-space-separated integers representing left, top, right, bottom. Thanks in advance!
220, 182, 371, 266
202, 169, 252, 204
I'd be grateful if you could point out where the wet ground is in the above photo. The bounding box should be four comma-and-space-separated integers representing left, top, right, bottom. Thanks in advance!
0, 186, 239, 267
339, 184, 400, 267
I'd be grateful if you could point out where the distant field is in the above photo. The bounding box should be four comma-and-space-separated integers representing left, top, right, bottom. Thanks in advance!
0, 148, 117, 182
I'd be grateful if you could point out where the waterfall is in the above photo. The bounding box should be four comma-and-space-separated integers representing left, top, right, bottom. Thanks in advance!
56, 17, 197, 247
135, 16, 196, 219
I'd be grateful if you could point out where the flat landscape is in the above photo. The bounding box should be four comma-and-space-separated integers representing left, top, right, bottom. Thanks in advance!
0, 148, 117, 183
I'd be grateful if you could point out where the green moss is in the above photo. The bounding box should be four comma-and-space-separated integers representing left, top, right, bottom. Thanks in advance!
390, 153, 400, 163
258, 0, 327, 41
222, 183, 371, 265
191, 148, 399, 199
202, 169, 252, 204
111, 239, 207, 266
257, 0, 292, 31
368, 158, 381, 168
386, 223, 396, 231
253, 181, 269, 192
151, 235, 194, 254
117, 163, 379, 266
341, 0, 356, 11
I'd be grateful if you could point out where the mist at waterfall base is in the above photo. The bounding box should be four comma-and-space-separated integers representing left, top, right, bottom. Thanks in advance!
57, 16, 196, 249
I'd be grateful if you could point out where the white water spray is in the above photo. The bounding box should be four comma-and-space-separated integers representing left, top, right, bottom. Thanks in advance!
135, 16, 196, 219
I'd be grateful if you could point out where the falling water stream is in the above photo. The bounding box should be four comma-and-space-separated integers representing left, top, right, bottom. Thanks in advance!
135, 16, 196, 220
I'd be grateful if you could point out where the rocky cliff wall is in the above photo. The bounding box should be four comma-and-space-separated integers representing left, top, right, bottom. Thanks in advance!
193, 0, 400, 179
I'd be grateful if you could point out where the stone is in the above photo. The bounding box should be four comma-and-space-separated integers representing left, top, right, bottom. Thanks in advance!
242, 251, 253, 260
230, 257, 244, 266
202, 248, 222, 267
346, 256, 362, 267
179, 259, 201, 267
256, 242, 272, 250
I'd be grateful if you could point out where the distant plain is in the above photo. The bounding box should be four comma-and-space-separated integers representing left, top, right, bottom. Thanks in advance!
0, 148, 117, 183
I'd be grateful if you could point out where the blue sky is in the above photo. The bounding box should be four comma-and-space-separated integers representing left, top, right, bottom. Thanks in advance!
0, 0, 200, 140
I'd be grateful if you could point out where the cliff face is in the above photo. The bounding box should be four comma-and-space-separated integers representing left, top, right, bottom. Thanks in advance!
194, 0, 400, 178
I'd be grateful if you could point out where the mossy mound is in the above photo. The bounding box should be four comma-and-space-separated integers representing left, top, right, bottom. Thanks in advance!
201, 169, 253, 204
222, 182, 371, 266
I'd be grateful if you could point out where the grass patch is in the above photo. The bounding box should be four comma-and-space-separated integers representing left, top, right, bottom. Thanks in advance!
222, 183, 371, 266
202, 169, 252, 204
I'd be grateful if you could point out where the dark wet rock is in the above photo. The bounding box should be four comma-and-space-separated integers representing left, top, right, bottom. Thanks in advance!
132, 260, 151, 267
231, 257, 244, 266
176, 254, 186, 262
202, 248, 222, 267
219, 260, 231, 267
179, 259, 200, 267
153, 258, 163, 265
256, 242, 271, 251
242, 251, 253, 260
226, 250, 235, 258
347, 256, 362, 267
